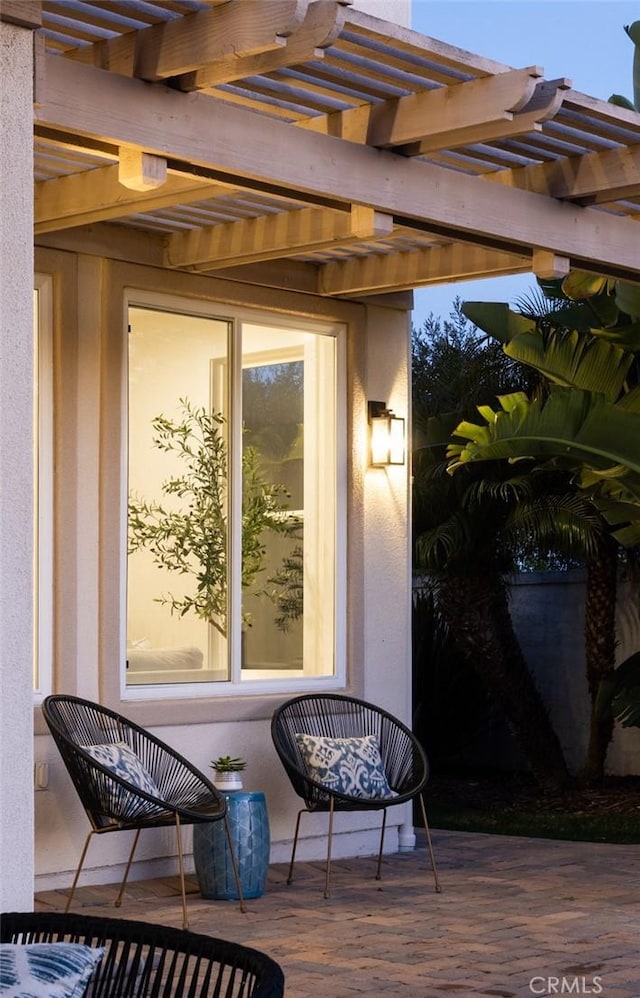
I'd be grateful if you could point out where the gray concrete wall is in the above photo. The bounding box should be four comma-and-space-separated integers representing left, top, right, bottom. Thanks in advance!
510, 572, 640, 776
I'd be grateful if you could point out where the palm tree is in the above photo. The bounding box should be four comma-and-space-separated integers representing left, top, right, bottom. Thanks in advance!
454, 290, 640, 781
412, 304, 591, 789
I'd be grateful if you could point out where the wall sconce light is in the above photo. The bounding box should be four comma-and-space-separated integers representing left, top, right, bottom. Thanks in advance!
368, 401, 405, 466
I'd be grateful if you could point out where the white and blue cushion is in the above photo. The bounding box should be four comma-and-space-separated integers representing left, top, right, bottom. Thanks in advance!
83, 741, 161, 798
0, 943, 104, 998
295, 733, 397, 799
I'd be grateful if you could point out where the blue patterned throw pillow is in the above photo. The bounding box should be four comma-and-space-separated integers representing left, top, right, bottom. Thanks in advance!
295, 733, 397, 799
83, 741, 161, 798
0, 943, 104, 998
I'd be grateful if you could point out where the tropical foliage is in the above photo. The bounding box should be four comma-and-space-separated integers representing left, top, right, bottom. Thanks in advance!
412, 302, 586, 789
451, 280, 640, 780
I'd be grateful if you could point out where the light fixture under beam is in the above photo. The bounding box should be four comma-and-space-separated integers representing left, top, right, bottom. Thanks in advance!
368, 401, 405, 466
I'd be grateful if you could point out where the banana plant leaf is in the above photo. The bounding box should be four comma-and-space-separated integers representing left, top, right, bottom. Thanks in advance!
502, 329, 632, 400
589, 489, 640, 545
460, 302, 536, 344
625, 20, 640, 112
609, 93, 637, 110
462, 302, 640, 390
615, 280, 640, 320
548, 297, 621, 332
561, 271, 610, 299
447, 387, 640, 477
617, 384, 640, 413
595, 651, 640, 728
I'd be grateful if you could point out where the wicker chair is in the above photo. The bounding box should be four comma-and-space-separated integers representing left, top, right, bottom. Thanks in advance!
42, 695, 245, 929
0, 912, 284, 998
271, 693, 441, 898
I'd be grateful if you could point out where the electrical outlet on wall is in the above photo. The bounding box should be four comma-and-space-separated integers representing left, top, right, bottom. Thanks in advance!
34, 762, 49, 791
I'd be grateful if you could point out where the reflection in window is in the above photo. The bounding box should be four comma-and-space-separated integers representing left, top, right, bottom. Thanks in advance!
126, 305, 339, 692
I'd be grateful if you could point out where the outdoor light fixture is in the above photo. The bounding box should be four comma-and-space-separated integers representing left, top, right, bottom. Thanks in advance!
368, 401, 405, 466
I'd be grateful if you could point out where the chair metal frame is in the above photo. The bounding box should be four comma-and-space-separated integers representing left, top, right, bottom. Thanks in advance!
1, 911, 284, 998
42, 694, 246, 928
271, 692, 441, 898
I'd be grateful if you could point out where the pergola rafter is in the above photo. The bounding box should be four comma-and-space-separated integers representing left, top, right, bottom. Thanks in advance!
24, 0, 640, 296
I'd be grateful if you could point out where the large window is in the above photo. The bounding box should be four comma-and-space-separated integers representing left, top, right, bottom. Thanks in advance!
125, 298, 344, 696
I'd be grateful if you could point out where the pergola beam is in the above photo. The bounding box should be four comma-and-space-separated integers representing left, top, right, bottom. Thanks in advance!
302, 73, 571, 153
401, 77, 572, 155
319, 244, 531, 295
0, 0, 41, 28
165, 205, 393, 270
66, 0, 310, 81
489, 142, 640, 206
180, 0, 352, 91
365, 67, 542, 149
34, 165, 230, 234
36, 56, 640, 281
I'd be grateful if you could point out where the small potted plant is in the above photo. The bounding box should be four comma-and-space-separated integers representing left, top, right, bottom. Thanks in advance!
211, 755, 247, 791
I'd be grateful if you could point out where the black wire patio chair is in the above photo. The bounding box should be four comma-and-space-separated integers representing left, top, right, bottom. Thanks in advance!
0, 911, 284, 998
42, 695, 245, 929
271, 692, 441, 898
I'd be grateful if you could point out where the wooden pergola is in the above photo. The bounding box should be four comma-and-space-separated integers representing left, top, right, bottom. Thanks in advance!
7, 0, 640, 298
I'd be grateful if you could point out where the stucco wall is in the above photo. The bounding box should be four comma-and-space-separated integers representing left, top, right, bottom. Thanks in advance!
353, 0, 411, 27
511, 572, 640, 776
32, 255, 413, 889
0, 21, 35, 911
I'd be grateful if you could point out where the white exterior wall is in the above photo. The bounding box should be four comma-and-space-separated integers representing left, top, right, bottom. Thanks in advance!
0, 21, 35, 910
362, 305, 415, 848
353, 0, 411, 26
33, 292, 413, 890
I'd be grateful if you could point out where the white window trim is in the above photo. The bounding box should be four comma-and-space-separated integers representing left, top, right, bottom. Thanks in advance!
33, 274, 54, 704
121, 289, 347, 700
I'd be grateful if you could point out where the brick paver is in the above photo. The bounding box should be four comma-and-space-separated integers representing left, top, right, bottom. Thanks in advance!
35, 830, 639, 997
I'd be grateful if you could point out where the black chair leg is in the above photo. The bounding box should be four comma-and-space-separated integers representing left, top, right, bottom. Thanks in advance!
287, 809, 306, 885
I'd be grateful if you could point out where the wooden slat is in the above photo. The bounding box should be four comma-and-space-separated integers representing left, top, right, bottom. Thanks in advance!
486, 142, 640, 206
322, 38, 465, 88
34, 164, 233, 233
165, 205, 393, 269
532, 250, 570, 279
401, 78, 572, 155
343, 9, 509, 79
65, 0, 310, 81
319, 243, 531, 295
366, 67, 542, 149
1, 0, 41, 28
179, 0, 352, 90
299, 73, 572, 154
36, 220, 166, 267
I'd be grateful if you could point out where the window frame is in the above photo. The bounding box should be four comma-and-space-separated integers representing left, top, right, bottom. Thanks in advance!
121, 289, 347, 701
33, 274, 54, 704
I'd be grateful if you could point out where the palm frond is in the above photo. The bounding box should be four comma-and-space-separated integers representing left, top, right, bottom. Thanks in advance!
506, 494, 602, 563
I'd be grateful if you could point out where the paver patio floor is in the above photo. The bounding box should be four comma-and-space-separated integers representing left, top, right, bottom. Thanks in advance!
35, 830, 639, 997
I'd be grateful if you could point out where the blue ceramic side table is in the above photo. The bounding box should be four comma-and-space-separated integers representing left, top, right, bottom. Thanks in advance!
193, 790, 270, 900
